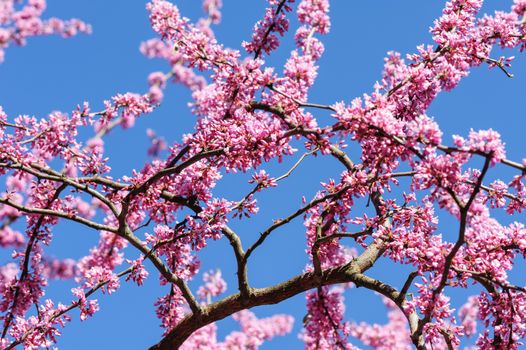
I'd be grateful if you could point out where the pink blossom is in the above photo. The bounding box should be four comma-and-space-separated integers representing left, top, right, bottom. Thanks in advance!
0, 1, 526, 349
466, 129, 506, 166
0, 0, 91, 63
125, 258, 149, 286
225, 310, 294, 349
300, 287, 352, 349
243, 0, 294, 57
459, 296, 479, 337
297, 0, 330, 34
350, 297, 412, 350
197, 269, 227, 302
71, 287, 99, 321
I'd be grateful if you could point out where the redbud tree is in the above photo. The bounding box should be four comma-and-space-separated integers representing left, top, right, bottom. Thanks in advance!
0, 0, 526, 349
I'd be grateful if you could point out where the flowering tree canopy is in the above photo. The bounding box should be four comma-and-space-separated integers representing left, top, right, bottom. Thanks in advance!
1, 0, 526, 349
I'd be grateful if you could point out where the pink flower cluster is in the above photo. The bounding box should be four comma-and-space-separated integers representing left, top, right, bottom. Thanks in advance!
301, 287, 353, 349
181, 310, 293, 349
0, 0, 526, 349
0, 0, 90, 62
243, 0, 294, 57
350, 297, 413, 350
196, 269, 226, 302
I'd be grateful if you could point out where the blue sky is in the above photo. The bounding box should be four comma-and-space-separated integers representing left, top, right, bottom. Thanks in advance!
0, 1, 525, 349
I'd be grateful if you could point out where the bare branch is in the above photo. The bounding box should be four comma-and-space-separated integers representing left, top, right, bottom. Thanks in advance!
231, 148, 317, 212
244, 184, 351, 261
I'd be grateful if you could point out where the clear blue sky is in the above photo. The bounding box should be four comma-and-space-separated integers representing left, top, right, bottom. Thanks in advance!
0, 1, 525, 349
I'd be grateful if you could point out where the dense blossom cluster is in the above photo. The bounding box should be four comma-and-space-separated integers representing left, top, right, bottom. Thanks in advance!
0, 0, 525, 349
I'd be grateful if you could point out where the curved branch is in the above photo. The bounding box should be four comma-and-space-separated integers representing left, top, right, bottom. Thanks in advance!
149, 243, 408, 350
243, 184, 351, 261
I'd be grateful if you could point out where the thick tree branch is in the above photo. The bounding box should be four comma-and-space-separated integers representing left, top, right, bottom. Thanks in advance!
149, 242, 409, 350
